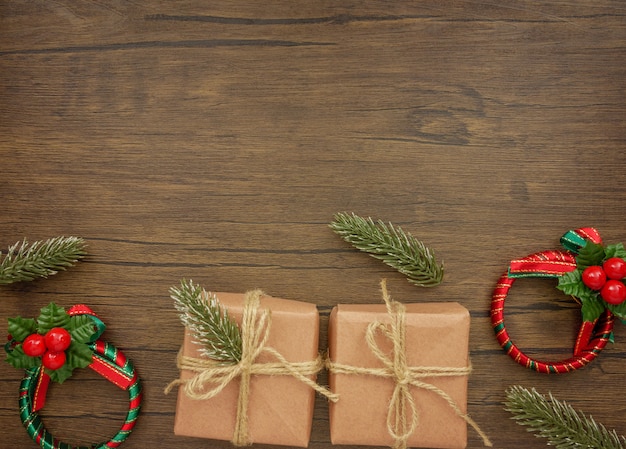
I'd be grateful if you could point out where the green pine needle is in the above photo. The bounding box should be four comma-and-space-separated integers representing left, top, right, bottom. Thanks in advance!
330, 212, 444, 287
170, 279, 243, 364
505, 385, 626, 449
0, 236, 87, 284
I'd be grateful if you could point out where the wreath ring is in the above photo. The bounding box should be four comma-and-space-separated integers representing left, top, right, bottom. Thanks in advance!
491, 228, 616, 373
6, 304, 142, 448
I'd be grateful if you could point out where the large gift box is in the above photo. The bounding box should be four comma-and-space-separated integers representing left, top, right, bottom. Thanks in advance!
328, 301, 471, 449
172, 292, 321, 447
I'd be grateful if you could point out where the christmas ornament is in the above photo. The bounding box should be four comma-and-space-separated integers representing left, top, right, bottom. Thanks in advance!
330, 212, 443, 287
505, 385, 626, 449
4, 303, 142, 449
491, 227, 624, 373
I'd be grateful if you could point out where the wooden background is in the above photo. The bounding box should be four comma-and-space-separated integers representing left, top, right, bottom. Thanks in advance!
1, 1, 625, 448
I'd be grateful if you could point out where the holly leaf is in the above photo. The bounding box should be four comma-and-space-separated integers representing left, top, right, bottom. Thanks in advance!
5, 346, 40, 370
37, 303, 70, 334
65, 341, 93, 370
576, 241, 606, 269
47, 342, 93, 383
606, 301, 626, 322
581, 295, 606, 323
67, 315, 97, 344
556, 270, 590, 297
7, 317, 37, 342
605, 243, 626, 260
47, 362, 74, 383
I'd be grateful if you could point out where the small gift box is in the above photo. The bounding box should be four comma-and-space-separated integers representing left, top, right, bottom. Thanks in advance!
170, 290, 325, 447
327, 292, 473, 449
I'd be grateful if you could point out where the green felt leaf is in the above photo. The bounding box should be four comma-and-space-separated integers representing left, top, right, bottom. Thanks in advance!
576, 241, 606, 269
607, 301, 626, 322
37, 303, 70, 334
68, 315, 97, 344
5, 346, 40, 370
581, 295, 606, 323
605, 243, 626, 260
7, 317, 37, 342
65, 341, 94, 370
47, 362, 74, 384
556, 271, 590, 298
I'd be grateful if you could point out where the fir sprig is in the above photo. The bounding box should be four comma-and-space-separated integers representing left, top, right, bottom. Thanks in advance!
0, 236, 87, 284
329, 212, 444, 287
170, 279, 242, 364
505, 385, 626, 449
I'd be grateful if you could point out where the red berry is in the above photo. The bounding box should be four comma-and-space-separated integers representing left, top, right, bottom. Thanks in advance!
603, 257, 626, 280
582, 266, 607, 290
601, 280, 626, 305
44, 328, 71, 352
42, 351, 66, 370
22, 334, 47, 357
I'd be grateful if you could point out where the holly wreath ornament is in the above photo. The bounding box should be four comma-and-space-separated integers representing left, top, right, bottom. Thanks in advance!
491, 227, 626, 373
2, 236, 142, 448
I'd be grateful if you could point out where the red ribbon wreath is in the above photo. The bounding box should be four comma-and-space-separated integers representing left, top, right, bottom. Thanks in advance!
491, 227, 616, 373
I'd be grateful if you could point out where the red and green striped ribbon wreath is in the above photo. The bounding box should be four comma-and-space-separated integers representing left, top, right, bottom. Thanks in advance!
491, 228, 615, 373
17, 305, 142, 449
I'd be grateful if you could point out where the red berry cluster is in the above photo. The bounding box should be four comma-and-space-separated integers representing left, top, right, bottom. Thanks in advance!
582, 257, 626, 305
21, 328, 71, 370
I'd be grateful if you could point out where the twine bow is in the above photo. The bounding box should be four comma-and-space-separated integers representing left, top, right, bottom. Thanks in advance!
165, 290, 338, 446
326, 279, 492, 449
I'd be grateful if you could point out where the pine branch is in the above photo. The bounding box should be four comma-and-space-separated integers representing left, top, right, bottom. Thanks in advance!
505, 385, 626, 449
0, 236, 87, 284
170, 279, 242, 364
329, 212, 444, 287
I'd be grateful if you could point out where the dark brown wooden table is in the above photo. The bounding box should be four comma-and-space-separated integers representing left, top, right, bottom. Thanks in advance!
2, 2, 625, 448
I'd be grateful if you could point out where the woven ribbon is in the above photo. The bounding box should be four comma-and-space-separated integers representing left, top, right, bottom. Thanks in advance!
165, 290, 338, 447
326, 279, 492, 449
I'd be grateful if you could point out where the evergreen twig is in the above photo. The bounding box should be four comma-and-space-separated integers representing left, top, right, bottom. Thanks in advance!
170, 279, 242, 364
505, 385, 626, 449
329, 212, 444, 287
0, 236, 87, 284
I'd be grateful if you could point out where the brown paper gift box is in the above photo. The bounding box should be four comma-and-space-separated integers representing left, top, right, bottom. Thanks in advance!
173, 292, 320, 447
328, 302, 470, 449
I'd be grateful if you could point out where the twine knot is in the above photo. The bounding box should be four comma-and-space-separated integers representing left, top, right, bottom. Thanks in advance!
165, 290, 338, 446
327, 279, 492, 449
395, 369, 412, 386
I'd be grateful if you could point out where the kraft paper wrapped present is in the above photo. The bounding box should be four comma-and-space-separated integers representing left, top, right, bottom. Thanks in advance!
171, 291, 325, 447
327, 296, 474, 449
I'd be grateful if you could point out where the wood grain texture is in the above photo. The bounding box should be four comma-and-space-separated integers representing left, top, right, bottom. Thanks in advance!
1, 1, 625, 448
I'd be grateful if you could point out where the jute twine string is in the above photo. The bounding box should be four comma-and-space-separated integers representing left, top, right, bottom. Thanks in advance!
326, 279, 492, 449
165, 289, 338, 446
